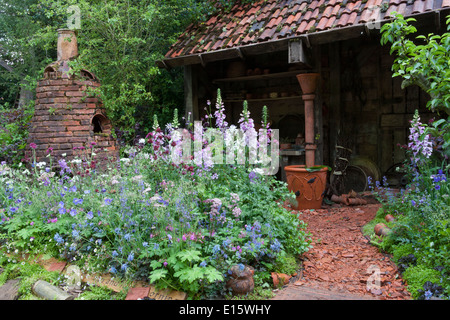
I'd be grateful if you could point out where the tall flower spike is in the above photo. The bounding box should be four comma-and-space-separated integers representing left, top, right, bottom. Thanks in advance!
152, 114, 160, 130
214, 89, 228, 130
172, 108, 180, 129
262, 105, 268, 128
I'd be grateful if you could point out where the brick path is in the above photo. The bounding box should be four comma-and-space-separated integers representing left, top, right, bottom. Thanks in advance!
272, 284, 378, 300
271, 203, 410, 300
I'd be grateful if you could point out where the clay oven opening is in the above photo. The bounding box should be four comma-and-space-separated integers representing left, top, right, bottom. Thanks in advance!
92, 114, 111, 134
80, 69, 96, 81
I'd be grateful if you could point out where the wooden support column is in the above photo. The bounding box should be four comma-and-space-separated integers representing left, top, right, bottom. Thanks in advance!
328, 42, 341, 167
184, 65, 199, 121
313, 45, 324, 165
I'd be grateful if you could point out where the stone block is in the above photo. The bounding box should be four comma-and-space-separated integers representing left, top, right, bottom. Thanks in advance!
0, 279, 20, 300
46, 261, 67, 273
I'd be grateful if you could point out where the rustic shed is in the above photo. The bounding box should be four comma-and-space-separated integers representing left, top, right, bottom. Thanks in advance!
158, 0, 450, 189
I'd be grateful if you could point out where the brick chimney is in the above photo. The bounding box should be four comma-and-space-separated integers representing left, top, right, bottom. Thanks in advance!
57, 29, 78, 61
26, 30, 118, 166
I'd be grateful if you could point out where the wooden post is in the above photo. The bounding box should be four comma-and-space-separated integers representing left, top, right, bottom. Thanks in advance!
328, 42, 341, 167
313, 45, 323, 165
184, 65, 199, 121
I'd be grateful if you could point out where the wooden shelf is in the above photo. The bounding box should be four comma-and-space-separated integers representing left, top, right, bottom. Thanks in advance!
280, 149, 305, 156
223, 95, 302, 103
213, 70, 307, 83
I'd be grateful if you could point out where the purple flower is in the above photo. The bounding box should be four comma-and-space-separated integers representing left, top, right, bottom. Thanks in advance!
127, 253, 134, 262
29, 143, 37, 149
249, 171, 257, 183
58, 159, 71, 173
73, 198, 83, 205
408, 112, 433, 163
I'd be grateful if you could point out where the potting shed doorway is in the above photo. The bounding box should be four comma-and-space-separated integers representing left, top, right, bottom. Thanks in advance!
157, 0, 449, 193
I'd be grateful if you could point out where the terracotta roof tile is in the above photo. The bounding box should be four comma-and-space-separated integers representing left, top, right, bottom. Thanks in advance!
297, 19, 309, 33
325, 15, 337, 29
425, 0, 435, 11
412, 0, 425, 13
347, 11, 359, 25
260, 26, 277, 40
331, 4, 341, 16
165, 0, 448, 59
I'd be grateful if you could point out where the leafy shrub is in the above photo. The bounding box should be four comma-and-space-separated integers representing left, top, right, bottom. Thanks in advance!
0, 104, 33, 166
402, 265, 441, 299
0, 95, 311, 299
417, 281, 445, 300
392, 244, 414, 264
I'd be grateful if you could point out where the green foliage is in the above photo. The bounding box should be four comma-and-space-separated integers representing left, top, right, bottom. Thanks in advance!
380, 12, 450, 154
0, 105, 33, 165
392, 243, 414, 263
76, 285, 127, 300
272, 253, 299, 275
0, 259, 61, 299
402, 265, 441, 299
0, 0, 218, 143
0, 99, 311, 299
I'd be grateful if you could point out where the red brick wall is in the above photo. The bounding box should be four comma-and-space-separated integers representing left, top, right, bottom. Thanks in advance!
27, 78, 118, 166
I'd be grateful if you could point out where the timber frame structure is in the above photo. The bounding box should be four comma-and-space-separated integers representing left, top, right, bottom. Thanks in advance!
157, 0, 450, 187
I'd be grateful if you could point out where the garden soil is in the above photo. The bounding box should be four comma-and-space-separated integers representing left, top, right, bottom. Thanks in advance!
273, 202, 411, 300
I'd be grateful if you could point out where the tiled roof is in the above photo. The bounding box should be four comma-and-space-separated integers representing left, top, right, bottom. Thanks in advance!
164, 0, 450, 60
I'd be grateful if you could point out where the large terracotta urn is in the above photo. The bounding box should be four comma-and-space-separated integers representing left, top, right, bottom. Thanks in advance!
285, 165, 328, 210
285, 73, 328, 210
296, 73, 320, 95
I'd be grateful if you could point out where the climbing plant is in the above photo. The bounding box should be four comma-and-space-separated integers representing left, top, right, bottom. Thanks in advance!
380, 12, 450, 153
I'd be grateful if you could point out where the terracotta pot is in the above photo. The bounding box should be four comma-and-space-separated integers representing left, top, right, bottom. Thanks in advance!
347, 197, 367, 205
331, 194, 350, 205
57, 29, 78, 61
379, 227, 392, 236
280, 143, 292, 150
385, 214, 395, 222
296, 73, 320, 94
285, 165, 328, 210
374, 223, 387, 236
271, 272, 291, 287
